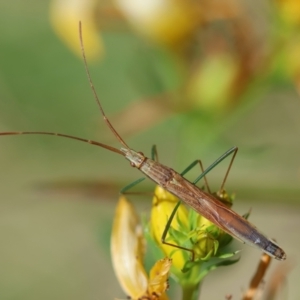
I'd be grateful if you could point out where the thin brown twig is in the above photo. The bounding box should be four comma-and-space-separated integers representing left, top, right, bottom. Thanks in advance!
242, 253, 272, 300
264, 261, 293, 300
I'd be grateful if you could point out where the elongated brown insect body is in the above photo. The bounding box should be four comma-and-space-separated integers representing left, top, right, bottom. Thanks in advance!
0, 22, 286, 261
121, 148, 286, 260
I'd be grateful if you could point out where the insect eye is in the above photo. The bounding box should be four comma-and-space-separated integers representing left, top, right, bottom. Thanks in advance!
130, 162, 136, 168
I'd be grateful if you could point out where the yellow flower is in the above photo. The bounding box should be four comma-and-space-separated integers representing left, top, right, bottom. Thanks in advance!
150, 185, 235, 278
111, 196, 171, 300
114, 0, 201, 49
50, 0, 104, 61
275, 0, 300, 26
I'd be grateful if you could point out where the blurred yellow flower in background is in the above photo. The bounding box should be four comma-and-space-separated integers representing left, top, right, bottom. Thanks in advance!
186, 53, 239, 113
275, 0, 300, 26
114, 0, 201, 49
50, 0, 104, 61
48, 0, 271, 127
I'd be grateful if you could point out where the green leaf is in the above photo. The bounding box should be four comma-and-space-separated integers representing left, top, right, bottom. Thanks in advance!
217, 250, 241, 259
196, 257, 241, 283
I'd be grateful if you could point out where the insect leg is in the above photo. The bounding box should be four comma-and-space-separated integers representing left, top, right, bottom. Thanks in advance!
120, 177, 146, 194
193, 146, 238, 185
151, 145, 159, 161
181, 159, 211, 193
193, 146, 238, 207
161, 200, 196, 261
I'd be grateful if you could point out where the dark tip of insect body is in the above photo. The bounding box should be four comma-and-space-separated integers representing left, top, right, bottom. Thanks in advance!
265, 241, 286, 261
275, 248, 287, 261
275, 249, 287, 261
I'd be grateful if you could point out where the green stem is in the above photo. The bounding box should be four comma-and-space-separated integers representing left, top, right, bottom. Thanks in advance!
181, 282, 201, 300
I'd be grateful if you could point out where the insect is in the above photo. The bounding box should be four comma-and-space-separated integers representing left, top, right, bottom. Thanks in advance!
0, 22, 286, 261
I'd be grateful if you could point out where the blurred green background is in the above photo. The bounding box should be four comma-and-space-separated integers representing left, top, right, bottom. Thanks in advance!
0, 0, 299, 299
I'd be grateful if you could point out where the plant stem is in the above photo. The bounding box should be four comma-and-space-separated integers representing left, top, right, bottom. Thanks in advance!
182, 282, 201, 300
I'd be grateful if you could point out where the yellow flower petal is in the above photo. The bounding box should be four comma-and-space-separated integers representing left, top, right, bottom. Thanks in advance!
151, 186, 188, 270
50, 0, 103, 61
115, 0, 201, 48
111, 196, 148, 299
148, 258, 172, 299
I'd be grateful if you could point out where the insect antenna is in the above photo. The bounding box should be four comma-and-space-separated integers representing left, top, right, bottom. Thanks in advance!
0, 132, 124, 155
78, 21, 129, 150
0, 22, 130, 157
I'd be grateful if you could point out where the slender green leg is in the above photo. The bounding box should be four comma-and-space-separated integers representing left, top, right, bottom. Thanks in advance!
151, 144, 159, 161
120, 177, 146, 194
161, 200, 196, 261
193, 146, 238, 186
181, 159, 211, 193
195, 146, 238, 207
